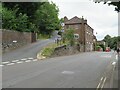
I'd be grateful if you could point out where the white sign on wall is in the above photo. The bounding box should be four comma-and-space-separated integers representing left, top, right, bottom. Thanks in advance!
74, 34, 79, 39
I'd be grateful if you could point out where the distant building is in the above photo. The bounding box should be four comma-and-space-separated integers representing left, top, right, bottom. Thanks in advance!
64, 16, 95, 52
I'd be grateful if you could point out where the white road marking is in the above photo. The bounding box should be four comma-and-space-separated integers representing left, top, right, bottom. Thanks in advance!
0, 65, 4, 67
62, 71, 74, 74
101, 77, 103, 81
12, 60, 19, 62
96, 82, 101, 89
2, 58, 38, 66
25, 60, 32, 62
101, 77, 107, 88
2, 61, 10, 64
6, 63, 15, 66
112, 62, 116, 65
21, 58, 27, 61
28, 58, 34, 60
116, 55, 118, 60
97, 77, 103, 89
16, 61, 23, 64
32, 59, 38, 61
100, 55, 112, 58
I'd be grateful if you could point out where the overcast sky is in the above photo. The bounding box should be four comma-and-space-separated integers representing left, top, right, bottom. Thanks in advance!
49, 0, 118, 40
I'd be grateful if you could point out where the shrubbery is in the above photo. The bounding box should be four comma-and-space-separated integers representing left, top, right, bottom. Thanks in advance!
1, 2, 60, 36
63, 28, 75, 46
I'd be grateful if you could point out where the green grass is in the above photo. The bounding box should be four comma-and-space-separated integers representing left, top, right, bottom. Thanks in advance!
41, 41, 69, 57
41, 47, 54, 57
37, 34, 50, 40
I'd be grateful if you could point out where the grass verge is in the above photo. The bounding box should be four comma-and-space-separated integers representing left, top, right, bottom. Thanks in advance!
37, 41, 69, 59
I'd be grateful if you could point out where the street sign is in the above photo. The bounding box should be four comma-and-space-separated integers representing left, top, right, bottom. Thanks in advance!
61, 23, 64, 26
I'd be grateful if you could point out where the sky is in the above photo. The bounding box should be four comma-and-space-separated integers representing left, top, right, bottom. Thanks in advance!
49, 0, 118, 40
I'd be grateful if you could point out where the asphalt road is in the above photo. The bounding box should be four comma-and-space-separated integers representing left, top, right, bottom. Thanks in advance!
2, 39, 54, 62
2, 51, 117, 88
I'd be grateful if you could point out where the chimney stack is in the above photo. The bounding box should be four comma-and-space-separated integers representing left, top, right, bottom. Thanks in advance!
64, 16, 68, 22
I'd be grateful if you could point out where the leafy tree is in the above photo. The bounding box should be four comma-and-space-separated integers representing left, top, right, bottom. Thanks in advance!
2, 6, 17, 30
2, 6, 37, 32
102, 35, 120, 50
2, 6, 29, 32
103, 35, 111, 42
96, 46, 102, 51
103, 35, 111, 47
3, 2, 45, 22
2, 1, 60, 36
109, 37, 117, 49
99, 44, 105, 51
64, 28, 75, 46
0, 3, 2, 29
35, 2, 60, 36
108, 2, 120, 12
93, 0, 120, 12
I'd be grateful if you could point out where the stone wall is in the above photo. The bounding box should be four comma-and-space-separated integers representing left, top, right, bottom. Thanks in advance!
51, 45, 80, 57
1, 29, 36, 53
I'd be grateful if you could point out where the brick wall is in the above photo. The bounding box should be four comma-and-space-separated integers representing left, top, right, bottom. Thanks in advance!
1, 29, 36, 53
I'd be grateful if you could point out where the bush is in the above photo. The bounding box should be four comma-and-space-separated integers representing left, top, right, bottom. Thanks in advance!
2, 6, 36, 32
96, 46, 101, 51
63, 28, 75, 46
37, 34, 50, 39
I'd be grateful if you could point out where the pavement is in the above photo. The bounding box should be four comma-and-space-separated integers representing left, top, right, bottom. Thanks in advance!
1, 51, 118, 88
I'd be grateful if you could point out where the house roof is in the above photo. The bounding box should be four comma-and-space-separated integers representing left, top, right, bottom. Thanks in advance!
65, 16, 83, 24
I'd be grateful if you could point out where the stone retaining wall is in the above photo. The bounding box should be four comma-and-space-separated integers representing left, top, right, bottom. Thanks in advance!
51, 45, 80, 57
1, 29, 36, 53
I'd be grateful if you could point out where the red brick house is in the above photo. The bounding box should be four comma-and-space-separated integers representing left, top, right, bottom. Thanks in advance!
64, 16, 95, 52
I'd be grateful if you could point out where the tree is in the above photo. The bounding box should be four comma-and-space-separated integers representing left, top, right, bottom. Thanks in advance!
103, 35, 111, 47
2, 6, 29, 32
35, 2, 60, 36
64, 28, 75, 46
2, 2, 47, 33
2, 1, 60, 36
99, 44, 105, 51
102, 35, 120, 50
0, 3, 2, 29
109, 37, 117, 49
108, 2, 120, 12
93, 0, 120, 12
3, 2, 45, 22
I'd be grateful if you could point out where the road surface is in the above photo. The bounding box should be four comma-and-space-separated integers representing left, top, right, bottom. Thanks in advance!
2, 51, 118, 88
2, 39, 54, 62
